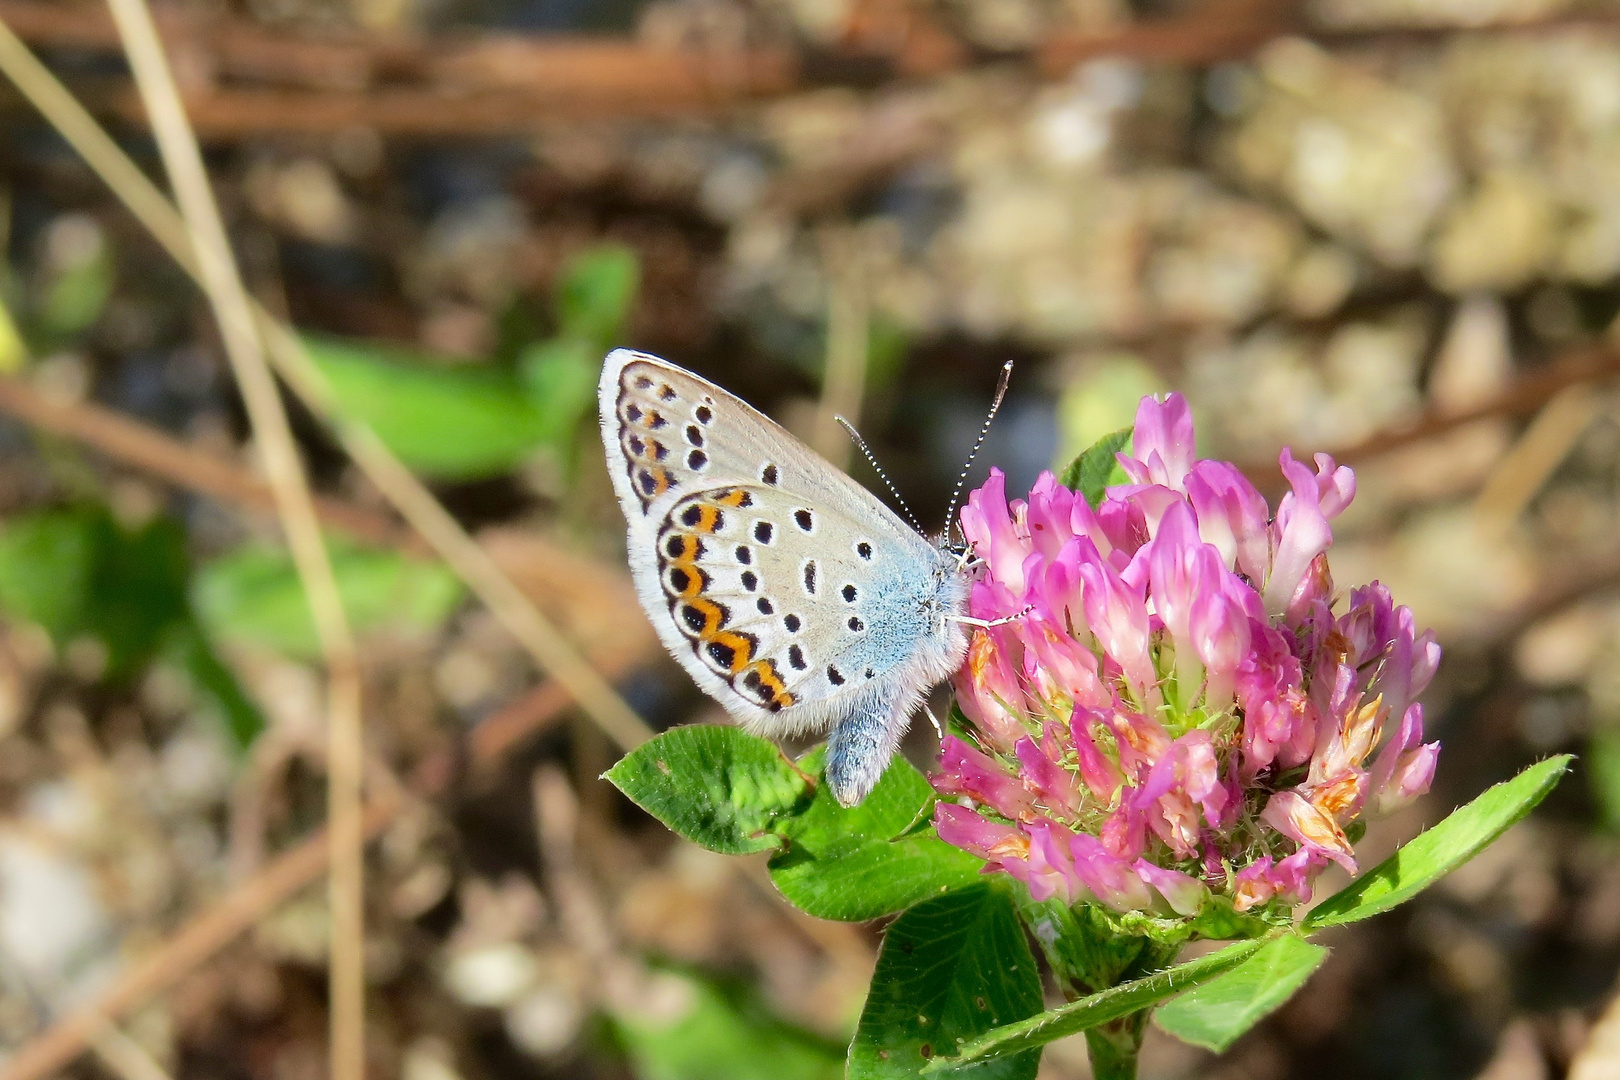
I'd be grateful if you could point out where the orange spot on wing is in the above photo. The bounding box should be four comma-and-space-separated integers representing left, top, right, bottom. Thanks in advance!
746, 661, 795, 709
716, 489, 750, 507
693, 505, 722, 533
686, 596, 726, 631
667, 534, 699, 563
711, 631, 754, 673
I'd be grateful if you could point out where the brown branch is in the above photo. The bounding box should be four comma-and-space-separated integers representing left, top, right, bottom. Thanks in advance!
0, 372, 659, 754
1237, 343, 1620, 479
0, 799, 400, 1080
6, 0, 1620, 139
0, 0, 795, 104
0, 376, 420, 551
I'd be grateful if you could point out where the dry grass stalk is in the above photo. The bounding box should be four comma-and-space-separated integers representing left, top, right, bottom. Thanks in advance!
0, 802, 399, 1080
98, 0, 366, 1074
0, 9, 653, 752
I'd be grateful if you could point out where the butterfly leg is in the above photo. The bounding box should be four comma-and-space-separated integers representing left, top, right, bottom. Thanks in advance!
825, 688, 911, 807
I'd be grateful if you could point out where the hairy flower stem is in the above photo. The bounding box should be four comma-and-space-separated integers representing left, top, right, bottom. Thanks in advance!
1085, 1012, 1149, 1080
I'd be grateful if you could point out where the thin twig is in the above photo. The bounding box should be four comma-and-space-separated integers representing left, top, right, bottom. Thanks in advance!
0, 369, 655, 761
0, 375, 420, 549
100, 2, 366, 1075
0, 801, 399, 1080
1474, 384, 1606, 531
86, 1023, 178, 1080
0, 11, 653, 752
1238, 344, 1620, 482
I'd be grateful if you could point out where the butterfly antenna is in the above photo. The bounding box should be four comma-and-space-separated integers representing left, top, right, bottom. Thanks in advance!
944, 359, 1014, 543
835, 415, 926, 536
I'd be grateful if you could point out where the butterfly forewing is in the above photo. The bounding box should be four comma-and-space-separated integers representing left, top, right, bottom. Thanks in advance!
603, 354, 917, 537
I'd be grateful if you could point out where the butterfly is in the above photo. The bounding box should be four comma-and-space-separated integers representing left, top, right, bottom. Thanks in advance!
598, 348, 974, 806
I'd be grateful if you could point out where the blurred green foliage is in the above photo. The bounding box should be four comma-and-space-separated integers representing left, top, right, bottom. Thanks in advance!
1054, 355, 1164, 473
612, 971, 843, 1080
193, 539, 463, 660
36, 235, 114, 349
0, 505, 264, 746
305, 336, 556, 479
310, 243, 639, 481
1588, 729, 1620, 832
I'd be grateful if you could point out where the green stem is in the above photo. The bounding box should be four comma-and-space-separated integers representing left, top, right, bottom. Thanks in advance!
1083, 1010, 1149, 1080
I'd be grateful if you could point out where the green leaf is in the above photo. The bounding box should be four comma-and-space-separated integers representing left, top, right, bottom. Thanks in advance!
516, 336, 598, 447
1589, 730, 1620, 832
193, 540, 463, 659
0, 292, 24, 372
0, 507, 98, 643
1305, 755, 1572, 929
922, 935, 1272, 1073
39, 240, 114, 342
1154, 935, 1328, 1052
1057, 427, 1132, 508
163, 623, 266, 749
94, 513, 191, 678
305, 335, 551, 480
768, 747, 984, 921
555, 244, 638, 350
603, 726, 810, 855
613, 970, 843, 1080
0, 506, 189, 679
850, 883, 1043, 1080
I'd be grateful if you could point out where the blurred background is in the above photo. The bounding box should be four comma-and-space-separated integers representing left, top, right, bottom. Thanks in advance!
0, 0, 1618, 1077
